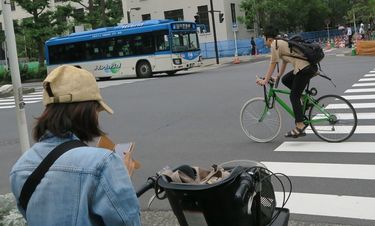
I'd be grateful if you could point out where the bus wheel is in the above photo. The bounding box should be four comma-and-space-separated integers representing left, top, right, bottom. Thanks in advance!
136, 61, 152, 78
166, 70, 177, 76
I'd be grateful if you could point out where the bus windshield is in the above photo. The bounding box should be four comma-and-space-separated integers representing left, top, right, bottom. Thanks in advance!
171, 32, 199, 53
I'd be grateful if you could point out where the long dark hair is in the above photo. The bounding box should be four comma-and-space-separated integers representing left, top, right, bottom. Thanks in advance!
33, 101, 104, 142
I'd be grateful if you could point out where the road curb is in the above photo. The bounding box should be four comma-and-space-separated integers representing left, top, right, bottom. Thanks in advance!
201, 55, 270, 68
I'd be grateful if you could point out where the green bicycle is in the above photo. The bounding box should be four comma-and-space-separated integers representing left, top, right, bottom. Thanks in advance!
240, 75, 357, 142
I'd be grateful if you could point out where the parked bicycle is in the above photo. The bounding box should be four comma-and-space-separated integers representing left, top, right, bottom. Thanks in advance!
240, 75, 357, 142
136, 160, 291, 226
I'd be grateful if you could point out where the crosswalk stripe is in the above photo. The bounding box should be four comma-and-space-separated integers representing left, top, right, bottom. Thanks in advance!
326, 102, 375, 109
274, 141, 375, 153
341, 94, 375, 100
305, 125, 375, 134
364, 74, 375, 77
0, 100, 41, 106
0, 105, 14, 109
345, 88, 375, 93
370, 70, 375, 73
314, 112, 375, 119
261, 162, 375, 180
359, 77, 375, 82
0, 97, 42, 102
275, 192, 375, 220
352, 82, 375, 87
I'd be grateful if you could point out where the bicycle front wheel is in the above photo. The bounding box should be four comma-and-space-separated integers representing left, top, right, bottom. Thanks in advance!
240, 97, 282, 142
308, 95, 357, 142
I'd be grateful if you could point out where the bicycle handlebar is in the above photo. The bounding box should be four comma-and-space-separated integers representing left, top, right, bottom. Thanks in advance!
136, 177, 156, 197
234, 172, 255, 204
257, 76, 280, 89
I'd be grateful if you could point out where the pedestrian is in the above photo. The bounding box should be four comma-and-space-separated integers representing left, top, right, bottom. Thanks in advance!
359, 23, 365, 39
250, 37, 256, 55
10, 65, 141, 226
346, 24, 353, 48
256, 25, 318, 138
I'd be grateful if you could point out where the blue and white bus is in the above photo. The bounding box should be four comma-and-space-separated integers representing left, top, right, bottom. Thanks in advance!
45, 20, 202, 79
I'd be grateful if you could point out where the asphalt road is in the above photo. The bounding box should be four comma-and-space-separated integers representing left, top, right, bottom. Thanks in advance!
1, 53, 375, 225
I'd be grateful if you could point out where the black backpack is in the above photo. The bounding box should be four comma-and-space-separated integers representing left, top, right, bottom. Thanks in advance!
276, 35, 325, 66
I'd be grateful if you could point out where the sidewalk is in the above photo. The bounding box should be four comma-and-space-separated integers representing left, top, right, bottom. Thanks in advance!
199, 46, 353, 70
201, 54, 270, 68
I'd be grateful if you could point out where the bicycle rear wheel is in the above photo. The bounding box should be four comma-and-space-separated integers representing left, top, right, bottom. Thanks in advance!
240, 97, 282, 142
308, 94, 357, 142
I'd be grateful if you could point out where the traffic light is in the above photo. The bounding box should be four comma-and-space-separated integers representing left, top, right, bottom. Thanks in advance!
219, 13, 224, 23
194, 14, 200, 24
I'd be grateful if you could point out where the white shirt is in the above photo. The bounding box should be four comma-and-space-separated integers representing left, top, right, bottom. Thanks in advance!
359, 27, 365, 34
347, 27, 352, 36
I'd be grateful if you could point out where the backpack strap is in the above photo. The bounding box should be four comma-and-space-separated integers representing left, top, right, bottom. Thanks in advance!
19, 140, 87, 211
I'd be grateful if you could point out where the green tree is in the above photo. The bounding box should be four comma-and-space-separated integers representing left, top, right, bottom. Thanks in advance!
14, 1, 74, 67
239, 0, 333, 33
70, 0, 124, 29
346, 0, 375, 26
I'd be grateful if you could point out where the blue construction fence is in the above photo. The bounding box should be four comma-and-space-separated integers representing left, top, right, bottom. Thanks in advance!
200, 29, 342, 59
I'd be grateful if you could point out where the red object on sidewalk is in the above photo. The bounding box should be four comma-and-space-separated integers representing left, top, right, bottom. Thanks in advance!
325, 40, 331, 50
233, 56, 240, 64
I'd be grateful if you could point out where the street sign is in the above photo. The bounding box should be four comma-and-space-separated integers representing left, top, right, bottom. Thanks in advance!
232, 23, 238, 32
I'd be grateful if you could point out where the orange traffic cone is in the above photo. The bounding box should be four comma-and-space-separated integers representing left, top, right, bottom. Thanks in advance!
233, 56, 240, 64
325, 40, 331, 50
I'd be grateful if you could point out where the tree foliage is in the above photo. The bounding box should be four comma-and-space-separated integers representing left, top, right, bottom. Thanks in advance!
14, 0, 74, 66
239, 0, 375, 34
70, 0, 124, 29
13, 0, 123, 67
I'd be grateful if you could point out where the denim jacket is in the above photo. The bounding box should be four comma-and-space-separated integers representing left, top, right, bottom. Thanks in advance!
10, 132, 141, 226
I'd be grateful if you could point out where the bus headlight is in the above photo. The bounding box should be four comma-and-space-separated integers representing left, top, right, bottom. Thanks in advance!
173, 58, 182, 65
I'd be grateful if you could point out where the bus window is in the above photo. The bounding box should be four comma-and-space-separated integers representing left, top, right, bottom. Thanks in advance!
155, 30, 170, 51
189, 33, 199, 49
172, 32, 199, 52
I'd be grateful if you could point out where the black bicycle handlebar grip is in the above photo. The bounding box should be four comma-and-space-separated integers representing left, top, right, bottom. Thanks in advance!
234, 173, 254, 204
136, 178, 155, 197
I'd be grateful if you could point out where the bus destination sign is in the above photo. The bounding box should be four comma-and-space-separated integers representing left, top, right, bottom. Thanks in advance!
172, 23, 196, 30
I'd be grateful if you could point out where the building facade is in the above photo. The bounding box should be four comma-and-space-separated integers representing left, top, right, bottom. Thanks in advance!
123, 0, 252, 43
0, 0, 256, 59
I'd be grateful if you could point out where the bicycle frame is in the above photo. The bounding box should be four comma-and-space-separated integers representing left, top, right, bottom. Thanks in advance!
261, 82, 333, 125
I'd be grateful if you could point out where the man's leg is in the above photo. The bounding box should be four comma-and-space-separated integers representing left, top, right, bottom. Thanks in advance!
290, 66, 316, 124
281, 70, 294, 89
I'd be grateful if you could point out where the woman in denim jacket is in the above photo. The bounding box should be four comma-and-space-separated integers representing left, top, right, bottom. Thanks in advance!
10, 65, 141, 226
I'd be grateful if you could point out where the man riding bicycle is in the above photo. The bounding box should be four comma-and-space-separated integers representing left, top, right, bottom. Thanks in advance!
256, 25, 318, 138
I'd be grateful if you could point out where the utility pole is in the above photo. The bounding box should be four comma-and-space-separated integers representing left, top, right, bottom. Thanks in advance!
209, 0, 219, 64
1, 0, 30, 153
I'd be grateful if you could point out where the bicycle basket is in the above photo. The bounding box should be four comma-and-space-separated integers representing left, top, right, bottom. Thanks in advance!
157, 165, 276, 226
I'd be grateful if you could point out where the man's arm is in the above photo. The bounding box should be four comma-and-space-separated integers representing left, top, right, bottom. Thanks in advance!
256, 62, 277, 86
278, 60, 287, 77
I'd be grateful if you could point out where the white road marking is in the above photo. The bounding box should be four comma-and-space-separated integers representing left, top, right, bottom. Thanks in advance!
275, 192, 375, 220
353, 82, 375, 87
359, 78, 375, 82
305, 125, 375, 134
345, 88, 375, 93
0, 105, 14, 109
274, 141, 375, 153
0, 97, 43, 102
98, 78, 152, 89
314, 112, 375, 120
262, 161, 375, 180
341, 94, 375, 100
364, 74, 375, 77
326, 102, 375, 109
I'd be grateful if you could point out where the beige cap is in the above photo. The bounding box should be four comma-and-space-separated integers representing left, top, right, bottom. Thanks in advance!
43, 65, 113, 114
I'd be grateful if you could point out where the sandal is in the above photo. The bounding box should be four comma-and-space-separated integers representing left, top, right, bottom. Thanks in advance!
285, 127, 306, 138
